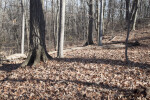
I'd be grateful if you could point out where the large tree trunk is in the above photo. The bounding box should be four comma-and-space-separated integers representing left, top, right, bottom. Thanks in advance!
57, 0, 65, 58
22, 0, 52, 66
85, 0, 94, 46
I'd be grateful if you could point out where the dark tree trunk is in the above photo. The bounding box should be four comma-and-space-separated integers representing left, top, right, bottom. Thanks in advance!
125, 0, 139, 62
126, 0, 130, 21
85, 0, 94, 46
22, 0, 52, 66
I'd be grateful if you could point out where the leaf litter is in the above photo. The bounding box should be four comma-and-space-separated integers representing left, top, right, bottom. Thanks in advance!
0, 31, 150, 100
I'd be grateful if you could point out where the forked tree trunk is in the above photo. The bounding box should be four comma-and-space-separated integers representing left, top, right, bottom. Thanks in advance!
131, 0, 139, 30
22, 0, 52, 66
125, 0, 139, 62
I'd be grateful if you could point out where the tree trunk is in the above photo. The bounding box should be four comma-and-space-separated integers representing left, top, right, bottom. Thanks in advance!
98, 0, 104, 46
120, 0, 123, 26
56, 0, 60, 51
85, 0, 94, 45
51, 0, 57, 50
57, 0, 65, 58
125, 19, 130, 62
125, 0, 139, 62
21, 0, 25, 54
22, 0, 52, 66
95, 0, 99, 42
131, 0, 139, 30
126, 0, 130, 21
106, 0, 112, 32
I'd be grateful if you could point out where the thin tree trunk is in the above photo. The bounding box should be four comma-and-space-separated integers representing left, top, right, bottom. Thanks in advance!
21, 0, 25, 54
98, 0, 104, 46
126, 0, 130, 21
95, 0, 99, 42
105, 0, 112, 32
56, 0, 60, 50
120, 0, 123, 26
57, 0, 65, 58
26, 18, 30, 52
125, 19, 130, 62
132, 0, 139, 30
125, 0, 139, 62
51, 0, 56, 50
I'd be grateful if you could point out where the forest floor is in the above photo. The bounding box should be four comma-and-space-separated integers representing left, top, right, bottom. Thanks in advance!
0, 29, 150, 100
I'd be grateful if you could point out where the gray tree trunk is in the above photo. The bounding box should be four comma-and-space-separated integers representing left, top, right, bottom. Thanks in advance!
57, 0, 65, 58
132, 0, 139, 30
56, 0, 60, 51
51, 0, 57, 50
98, 0, 104, 46
22, 0, 52, 66
21, 0, 25, 54
95, 0, 100, 42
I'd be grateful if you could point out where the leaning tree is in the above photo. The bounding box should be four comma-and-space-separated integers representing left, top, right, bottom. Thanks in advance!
22, 0, 52, 66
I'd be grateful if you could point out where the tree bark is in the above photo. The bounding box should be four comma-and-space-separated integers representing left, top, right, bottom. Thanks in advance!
126, 0, 130, 21
85, 0, 94, 46
21, 0, 25, 54
131, 0, 139, 30
51, 0, 57, 50
57, 0, 65, 58
125, 0, 139, 62
95, 0, 99, 42
22, 0, 52, 66
98, 0, 104, 46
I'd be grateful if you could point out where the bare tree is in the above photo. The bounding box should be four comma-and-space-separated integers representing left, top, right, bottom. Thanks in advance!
22, 0, 52, 66
57, 0, 65, 58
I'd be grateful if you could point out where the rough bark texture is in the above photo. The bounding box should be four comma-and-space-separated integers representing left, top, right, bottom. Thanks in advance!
84, 0, 94, 46
22, 0, 52, 66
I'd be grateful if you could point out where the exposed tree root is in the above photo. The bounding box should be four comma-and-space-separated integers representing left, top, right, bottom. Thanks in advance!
83, 41, 94, 46
21, 48, 52, 67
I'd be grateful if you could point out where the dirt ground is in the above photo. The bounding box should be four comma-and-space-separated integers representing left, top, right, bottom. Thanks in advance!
0, 29, 150, 99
